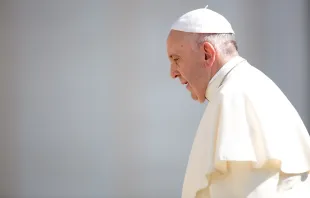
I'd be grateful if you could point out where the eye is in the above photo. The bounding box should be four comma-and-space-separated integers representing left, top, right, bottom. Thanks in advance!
169, 55, 180, 66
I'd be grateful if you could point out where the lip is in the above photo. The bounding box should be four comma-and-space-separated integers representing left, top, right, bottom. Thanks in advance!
179, 79, 189, 89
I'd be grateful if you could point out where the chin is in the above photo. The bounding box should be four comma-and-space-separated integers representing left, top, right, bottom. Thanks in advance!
191, 94, 204, 104
197, 97, 206, 104
191, 91, 205, 103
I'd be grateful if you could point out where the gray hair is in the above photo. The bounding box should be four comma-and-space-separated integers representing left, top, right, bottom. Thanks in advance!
190, 33, 238, 56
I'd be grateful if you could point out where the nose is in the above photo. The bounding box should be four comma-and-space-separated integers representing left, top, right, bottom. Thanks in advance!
170, 65, 180, 79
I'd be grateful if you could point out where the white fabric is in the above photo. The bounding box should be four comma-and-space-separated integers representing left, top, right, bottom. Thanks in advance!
181, 56, 310, 198
196, 162, 310, 198
171, 8, 234, 34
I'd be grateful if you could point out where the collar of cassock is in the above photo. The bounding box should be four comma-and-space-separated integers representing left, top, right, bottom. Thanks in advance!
205, 56, 246, 102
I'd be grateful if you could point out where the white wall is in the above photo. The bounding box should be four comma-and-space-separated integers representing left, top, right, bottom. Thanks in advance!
0, 0, 308, 198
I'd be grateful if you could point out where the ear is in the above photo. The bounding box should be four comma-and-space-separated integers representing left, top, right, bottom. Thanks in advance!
203, 42, 216, 68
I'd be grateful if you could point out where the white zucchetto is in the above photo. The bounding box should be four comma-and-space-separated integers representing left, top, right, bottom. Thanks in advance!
171, 6, 235, 34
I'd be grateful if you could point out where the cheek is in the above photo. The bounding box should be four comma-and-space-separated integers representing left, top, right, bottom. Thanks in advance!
176, 63, 189, 78
179, 58, 202, 81
186, 63, 204, 82
179, 60, 194, 74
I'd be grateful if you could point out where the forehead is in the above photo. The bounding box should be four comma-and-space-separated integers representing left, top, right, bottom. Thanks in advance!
167, 30, 194, 58
167, 30, 187, 47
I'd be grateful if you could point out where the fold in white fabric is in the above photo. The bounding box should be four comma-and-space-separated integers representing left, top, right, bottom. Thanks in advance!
196, 162, 310, 198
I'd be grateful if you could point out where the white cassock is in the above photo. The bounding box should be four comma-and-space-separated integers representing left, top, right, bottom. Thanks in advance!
182, 56, 310, 198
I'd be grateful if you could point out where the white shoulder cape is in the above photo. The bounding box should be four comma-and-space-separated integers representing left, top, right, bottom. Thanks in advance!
182, 57, 310, 198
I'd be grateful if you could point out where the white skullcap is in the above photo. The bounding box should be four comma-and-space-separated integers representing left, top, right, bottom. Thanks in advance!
171, 6, 234, 34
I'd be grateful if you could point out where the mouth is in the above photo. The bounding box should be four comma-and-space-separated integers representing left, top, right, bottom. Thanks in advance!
181, 81, 188, 85
182, 81, 190, 89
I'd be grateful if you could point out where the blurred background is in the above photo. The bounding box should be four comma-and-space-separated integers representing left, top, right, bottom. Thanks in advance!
0, 0, 309, 198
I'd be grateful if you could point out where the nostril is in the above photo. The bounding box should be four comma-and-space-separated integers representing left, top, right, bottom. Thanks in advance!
171, 73, 177, 79
170, 69, 180, 79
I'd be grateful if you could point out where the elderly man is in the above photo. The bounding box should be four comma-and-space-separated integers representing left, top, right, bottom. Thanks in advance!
166, 7, 310, 198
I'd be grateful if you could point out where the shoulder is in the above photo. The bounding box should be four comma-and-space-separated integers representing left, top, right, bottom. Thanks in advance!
219, 61, 277, 100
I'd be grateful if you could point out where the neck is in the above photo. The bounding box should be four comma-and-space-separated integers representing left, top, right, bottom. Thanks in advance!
210, 53, 239, 80
219, 52, 239, 66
